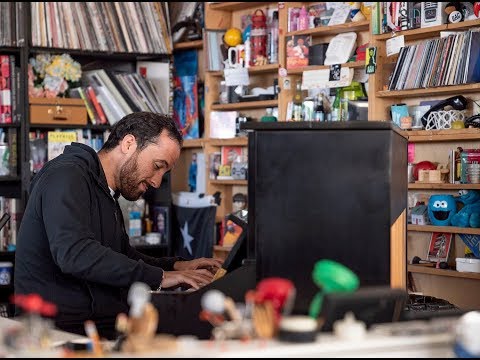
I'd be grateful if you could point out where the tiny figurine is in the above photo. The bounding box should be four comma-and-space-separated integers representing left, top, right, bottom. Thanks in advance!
115, 282, 177, 354
200, 289, 253, 341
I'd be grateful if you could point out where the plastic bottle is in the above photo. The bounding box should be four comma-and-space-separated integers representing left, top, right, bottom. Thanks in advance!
293, 81, 303, 121
129, 200, 143, 237
314, 95, 325, 122
269, 11, 279, 64
261, 108, 277, 122
331, 88, 342, 122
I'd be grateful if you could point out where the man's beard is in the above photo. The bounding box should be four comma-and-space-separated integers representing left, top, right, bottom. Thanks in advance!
119, 152, 144, 201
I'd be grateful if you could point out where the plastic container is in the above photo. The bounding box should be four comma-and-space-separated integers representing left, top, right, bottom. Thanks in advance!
0, 262, 13, 285
456, 258, 480, 273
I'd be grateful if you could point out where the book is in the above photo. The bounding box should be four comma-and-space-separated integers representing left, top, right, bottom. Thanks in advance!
47, 131, 77, 161
286, 34, 311, 69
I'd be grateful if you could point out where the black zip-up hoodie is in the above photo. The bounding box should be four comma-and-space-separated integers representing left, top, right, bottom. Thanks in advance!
15, 143, 178, 337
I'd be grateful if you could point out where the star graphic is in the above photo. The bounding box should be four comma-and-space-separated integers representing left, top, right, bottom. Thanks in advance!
180, 222, 194, 255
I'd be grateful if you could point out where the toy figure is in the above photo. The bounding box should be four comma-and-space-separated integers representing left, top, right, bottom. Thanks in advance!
115, 282, 177, 354
309, 260, 359, 319
200, 289, 252, 341
427, 194, 457, 226
451, 190, 480, 228
246, 277, 296, 338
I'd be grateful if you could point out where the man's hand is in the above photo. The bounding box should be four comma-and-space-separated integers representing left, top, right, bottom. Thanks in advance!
174, 257, 224, 274
161, 269, 214, 290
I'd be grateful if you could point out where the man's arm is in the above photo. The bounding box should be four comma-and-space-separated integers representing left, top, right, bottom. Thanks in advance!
124, 242, 182, 271
38, 165, 164, 289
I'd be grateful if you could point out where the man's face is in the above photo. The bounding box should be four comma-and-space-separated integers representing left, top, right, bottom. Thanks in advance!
118, 131, 181, 201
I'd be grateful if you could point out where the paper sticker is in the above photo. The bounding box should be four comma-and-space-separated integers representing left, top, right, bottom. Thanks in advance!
386, 35, 405, 57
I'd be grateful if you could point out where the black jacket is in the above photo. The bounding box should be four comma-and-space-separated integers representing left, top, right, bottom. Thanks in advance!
15, 143, 178, 336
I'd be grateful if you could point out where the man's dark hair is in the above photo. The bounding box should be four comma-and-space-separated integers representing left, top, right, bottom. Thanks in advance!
101, 112, 183, 152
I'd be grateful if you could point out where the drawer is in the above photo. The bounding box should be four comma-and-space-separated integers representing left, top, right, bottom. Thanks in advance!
29, 97, 87, 125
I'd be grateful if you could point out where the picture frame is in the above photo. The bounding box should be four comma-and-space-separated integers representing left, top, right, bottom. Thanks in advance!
426, 232, 453, 262
152, 205, 169, 244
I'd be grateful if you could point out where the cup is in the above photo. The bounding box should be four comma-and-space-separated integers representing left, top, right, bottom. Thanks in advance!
228, 45, 246, 68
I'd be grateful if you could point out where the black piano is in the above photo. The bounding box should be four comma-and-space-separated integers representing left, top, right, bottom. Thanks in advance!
151, 211, 255, 339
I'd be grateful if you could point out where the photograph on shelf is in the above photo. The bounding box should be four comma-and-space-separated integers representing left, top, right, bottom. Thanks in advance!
286, 35, 312, 69
426, 232, 453, 262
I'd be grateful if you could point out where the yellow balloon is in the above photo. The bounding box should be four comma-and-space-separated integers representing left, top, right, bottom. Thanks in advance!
224, 28, 243, 47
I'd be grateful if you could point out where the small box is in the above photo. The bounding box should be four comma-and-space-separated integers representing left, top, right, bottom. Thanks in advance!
30, 97, 87, 125
456, 258, 480, 273
411, 204, 429, 225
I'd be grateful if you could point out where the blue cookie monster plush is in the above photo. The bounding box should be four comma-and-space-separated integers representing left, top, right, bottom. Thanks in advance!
428, 194, 457, 226
451, 190, 480, 228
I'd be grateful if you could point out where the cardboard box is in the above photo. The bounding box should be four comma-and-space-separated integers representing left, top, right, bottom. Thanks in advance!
29, 97, 87, 125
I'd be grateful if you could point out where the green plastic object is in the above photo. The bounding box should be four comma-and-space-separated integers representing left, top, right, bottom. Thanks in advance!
308, 259, 359, 319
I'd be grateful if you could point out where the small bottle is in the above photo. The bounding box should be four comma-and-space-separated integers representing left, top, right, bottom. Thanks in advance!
269, 11, 279, 64
314, 95, 325, 122
331, 88, 341, 122
293, 81, 303, 121
129, 200, 143, 238
142, 203, 153, 235
261, 108, 277, 122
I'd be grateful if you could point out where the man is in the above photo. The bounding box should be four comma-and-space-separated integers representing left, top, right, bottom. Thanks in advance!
15, 112, 222, 339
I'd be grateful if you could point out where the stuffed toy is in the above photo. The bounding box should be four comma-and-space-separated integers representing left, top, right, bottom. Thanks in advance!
451, 190, 480, 228
428, 194, 457, 226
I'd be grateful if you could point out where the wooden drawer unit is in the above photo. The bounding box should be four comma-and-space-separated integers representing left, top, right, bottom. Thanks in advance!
29, 97, 87, 125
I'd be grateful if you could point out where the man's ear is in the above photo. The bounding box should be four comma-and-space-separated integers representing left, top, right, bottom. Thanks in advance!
120, 134, 137, 155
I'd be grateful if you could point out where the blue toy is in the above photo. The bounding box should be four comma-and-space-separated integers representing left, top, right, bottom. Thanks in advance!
428, 194, 457, 226
456, 189, 480, 205
451, 190, 480, 228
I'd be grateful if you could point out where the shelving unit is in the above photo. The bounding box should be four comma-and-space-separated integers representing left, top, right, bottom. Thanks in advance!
202, 1, 279, 233
371, 18, 480, 309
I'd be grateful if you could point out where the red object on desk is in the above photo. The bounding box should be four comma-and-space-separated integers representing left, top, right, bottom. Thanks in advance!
247, 277, 295, 324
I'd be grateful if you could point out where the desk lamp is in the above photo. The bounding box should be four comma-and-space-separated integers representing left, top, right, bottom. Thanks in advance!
308, 259, 359, 319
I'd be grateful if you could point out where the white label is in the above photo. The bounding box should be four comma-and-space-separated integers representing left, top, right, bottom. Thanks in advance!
386, 35, 405, 57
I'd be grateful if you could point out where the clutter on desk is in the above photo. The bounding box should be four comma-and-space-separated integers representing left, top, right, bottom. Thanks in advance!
4, 293, 58, 355
114, 282, 177, 354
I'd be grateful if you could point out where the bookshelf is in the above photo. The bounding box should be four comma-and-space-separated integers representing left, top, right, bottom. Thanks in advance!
370, 16, 480, 310
0, 2, 176, 305
202, 1, 279, 242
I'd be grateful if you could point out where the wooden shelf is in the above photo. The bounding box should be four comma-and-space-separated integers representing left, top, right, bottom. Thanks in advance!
408, 264, 480, 280
408, 224, 480, 235
28, 123, 112, 131
287, 60, 365, 75
211, 99, 278, 111
29, 47, 170, 60
406, 128, 480, 142
374, 19, 480, 41
0, 176, 21, 182
209, 137, 248, 147
409, 183, 480, 190
183, 139, 206, 148
286, 20, 370, 37
0, 46, 21, 54
173, 39, 203, 51
210, 180, 248, 186
0, 123, 21, 128
209, 2, 275, 11
209, 64, 279, 76
376, 83, 480, 98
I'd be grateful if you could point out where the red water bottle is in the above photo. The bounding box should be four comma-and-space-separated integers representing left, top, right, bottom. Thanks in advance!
250, 9, 267, 66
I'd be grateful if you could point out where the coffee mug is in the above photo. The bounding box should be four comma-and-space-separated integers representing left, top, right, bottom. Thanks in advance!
228, 45, 245, 68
